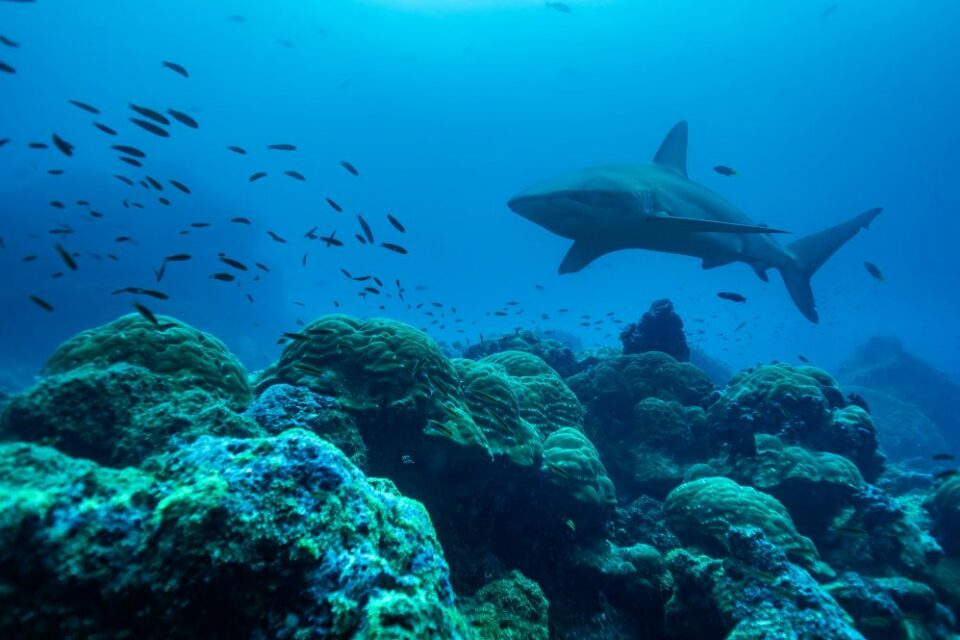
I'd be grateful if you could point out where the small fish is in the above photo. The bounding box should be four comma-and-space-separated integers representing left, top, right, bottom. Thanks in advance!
284, 170, 306, 181
190, 222, 210, 228
49, 201, 65, 209
154, 262, 166, 282
718, 291, 747, 303
114, 174, 135, 186
138, 289, 169, 300
112, 144, 146, 158
145, 176, 163, 190
165, 253, 192, 262
325, 198, 343, 212
48, 169, 64, 175
68, 99, 100, 114
94, 122, 118, 136
0, 61, 14, 75
734, 321, 747, 332
340, 160, 359, 176
0, 35, 19, 48
381, 242, 408, 255
51, 133, 74, 157
0, 138, 8, 148
246, 293, 254, 303
304, 226, 318, 240
267, 143, 296, 151
133, 302, 161, 327
255, 262, 270, 272
355, 234, 367, 245
130, 117, 170, 137
220, 256, 248, 271
713, 165, 738, 176
169, 179, 191, 194
386, 214, 406, 233
545, 1, 571, 13
119, 156, 142, 167
798, 355, 809, 363
267, 230, 287, 243
249, 171, 267, 182
227, 145, 247, 155
210, 272, 235, 282
167, 108, 198, 128
932, 453, 956, 461
357, 214, 374, 243
863, 261, 884, 281
115, 236, 136, 243
28, 142, 49, 149
302, 252, 308, 267
161, 61, 189, 78
321, 231, 343, 247
283, 332, 311, 342
29, 295, 54, 312
158, 197, 170, 206
54, 243, 77, 270
230, 216, 252, 224
130, 104, 170, 125
22, 255, 37, 262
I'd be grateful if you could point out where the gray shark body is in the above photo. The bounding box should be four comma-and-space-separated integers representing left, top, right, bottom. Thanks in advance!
507, 121, 881, 322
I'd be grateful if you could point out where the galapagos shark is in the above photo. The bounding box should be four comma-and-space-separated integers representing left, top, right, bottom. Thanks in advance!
507, 121, 881, 323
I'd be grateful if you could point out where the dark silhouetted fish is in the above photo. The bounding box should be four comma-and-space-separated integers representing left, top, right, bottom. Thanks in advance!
933, 453, 956, 461
386, 214, 406, 233
340, 160, 359, 176
167, 108, 198, 128
49, 201, 65, 209
114, 174, 135, 186
51, 133, 74, 157
321, 231, 342, 247
267, 143, 296, 151
357, 214, 374, 243
718, 291, 747, 303
355, 234, 367, 245
165, 253, 191, 262
154, 262, 166, 282
29, 295, 54, 312
189, 222, 210, 228
285, 170, 306, 181
227, 145, 247, 154
68, 99, 100, 114
54, 243, 77, 270
130, 118, 170, 137
381, 242, 408, 255
119, 156, 142, 167
113, 144, 146, 158
161, 61, 189, 77
134, 302, 161, 326
713, 165, 738, 176
249, 171, 267, 182
94, 122, 118, 136
169, 179, 191, 194
145, 176, 163, 190
129, 104, 170, 125
267, 230, 287, 243
0, 61, 14, 74
0, 35, 18, 48
48, 169, 64, 175
863, 261, 884, 281
255, 262, 270, 272
326, 198, 342, 212
220, 256, 248, 271
210, 272, 235, 282
231, 216, 252, 224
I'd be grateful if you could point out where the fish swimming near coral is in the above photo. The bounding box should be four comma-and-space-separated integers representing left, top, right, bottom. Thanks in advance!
508, 121, 882, 322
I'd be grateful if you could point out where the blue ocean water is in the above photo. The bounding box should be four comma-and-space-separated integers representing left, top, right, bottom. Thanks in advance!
2, 0, 958, 379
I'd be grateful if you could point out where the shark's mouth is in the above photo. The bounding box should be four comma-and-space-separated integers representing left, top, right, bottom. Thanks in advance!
509, 189, 633, 213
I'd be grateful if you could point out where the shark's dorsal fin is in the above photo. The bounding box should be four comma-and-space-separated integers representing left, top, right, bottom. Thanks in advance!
653, 121, 689, 177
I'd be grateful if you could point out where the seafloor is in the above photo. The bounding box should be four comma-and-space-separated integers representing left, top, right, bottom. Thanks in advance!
1, 300, 958, 639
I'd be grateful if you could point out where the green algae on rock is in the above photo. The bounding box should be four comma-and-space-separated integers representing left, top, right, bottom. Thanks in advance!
44, 313, 253, 408
0, 430, 469, 639
462, 571, 550, 640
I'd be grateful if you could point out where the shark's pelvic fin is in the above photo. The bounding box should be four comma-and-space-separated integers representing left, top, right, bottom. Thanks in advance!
653, 121, 689, 177
559, 240, 611, 273
646, 215, 789, 235
779, 207, 883, 323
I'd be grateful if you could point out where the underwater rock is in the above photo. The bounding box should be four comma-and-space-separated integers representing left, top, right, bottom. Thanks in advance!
610, 495, 682, 554
462, 571, 550, 640
706, 363, 885, 481
664, 527, 863, 639
664, 476, 825, 572
844, 384, 948, 463
825, 572, 958, 640
243, 383, 367, 466
839, 336, 960, 449
462, 329, 580, 378
619, 298, 690, 362
1, 362, 262, 467
44, 313, 253, 409
0, 430, 468, 638
931, 476, 960, 555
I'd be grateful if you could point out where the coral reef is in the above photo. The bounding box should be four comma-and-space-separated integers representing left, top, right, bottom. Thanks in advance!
931, 476, 960, 555
0, 431, 468, 638
462, 329, 580, 378
619, 298, 690, 362
462, 571, 550, 640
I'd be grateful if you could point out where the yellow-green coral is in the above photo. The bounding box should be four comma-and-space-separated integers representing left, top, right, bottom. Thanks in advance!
463, 571, 550, 640
43, 313, 252, 408
266, 315, 488, 452
542, 427, 616, 508
664, 476, 822, 569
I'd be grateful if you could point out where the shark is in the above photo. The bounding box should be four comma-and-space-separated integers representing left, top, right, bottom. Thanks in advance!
507, 121, 881, 323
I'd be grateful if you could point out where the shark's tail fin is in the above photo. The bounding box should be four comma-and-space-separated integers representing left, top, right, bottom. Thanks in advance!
778, 207, 882, 323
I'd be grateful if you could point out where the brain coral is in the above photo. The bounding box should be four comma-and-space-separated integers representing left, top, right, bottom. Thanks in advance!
0, 430, 468, 638
541, 427, 617, 509
43, 313, 252, 408
462, 328, 581, 378
664, 476, 822, 570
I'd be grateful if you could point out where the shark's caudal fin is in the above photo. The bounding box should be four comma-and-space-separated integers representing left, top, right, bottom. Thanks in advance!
778, 207, 882, 323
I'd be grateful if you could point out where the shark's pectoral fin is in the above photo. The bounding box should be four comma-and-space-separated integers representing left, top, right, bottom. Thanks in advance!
559, 240, 612, 274
647, 215, 789, 235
